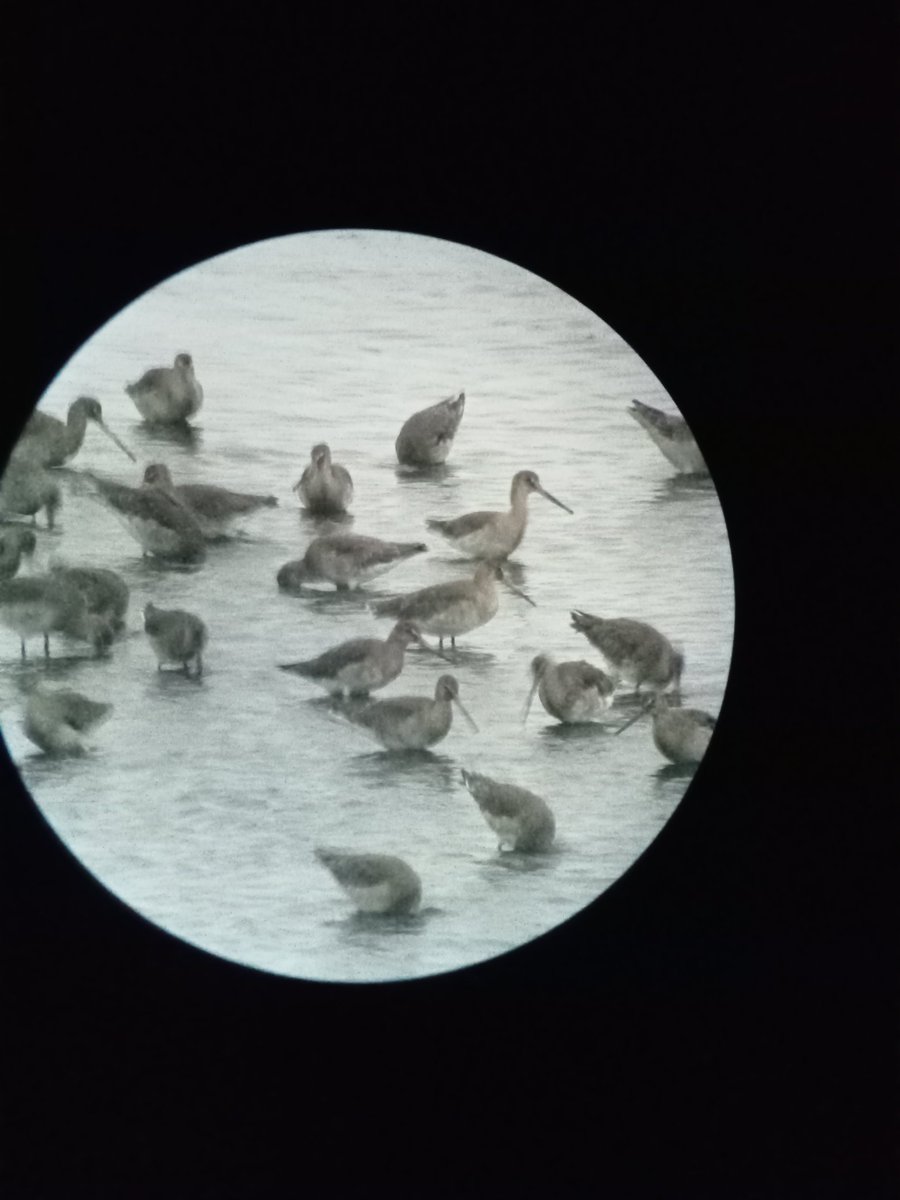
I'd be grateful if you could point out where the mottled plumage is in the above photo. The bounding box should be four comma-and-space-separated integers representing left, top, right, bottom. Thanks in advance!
426, 469, 572, 560
24, 687, 112, 756
50, 564, 129, 648
142, 463, 277, 538
13, 397, 135, 468
0, 572, 97, 658
143, 602, 207, 676
395, 391, 466, 466
616, 692, 717, 764
343, 674, 476, 750
460, 769, 556, 853
0, 457, 62, 529
372, 561, 534, 648
294, 444, 353, 514
314, 849, 422, 915
570, 610, 683, 693
86, 472, 207, 563
523, 654, 615, 724
126, 353, 203, 424
277, 534, 427, 592
0, 527, 36, 581
629, 399, 708, 475
279, 619, 434, 696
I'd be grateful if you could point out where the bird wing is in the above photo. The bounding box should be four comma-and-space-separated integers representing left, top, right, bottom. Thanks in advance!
57, 691, 111, 730
567, 661, 615, 692
388, 577, 474, 622
353, 695, 423, 727
302, 638, 380, 676
630, 400, 686, 439
684, 708, 717, 730
177, 483, 276, 517
126, 367, 168, 395
427, 510, 496, 538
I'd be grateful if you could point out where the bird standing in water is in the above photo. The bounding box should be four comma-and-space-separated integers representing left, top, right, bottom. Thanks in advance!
629, 398, 708, 476
23, 687, 113, 756
314, 849, 422, 915
395, 391, 466, 467
616, 692, 716, 764
142, 463, 277, 539
13, 397, 135, 468
522, 654, 616, 725
426, 469, 572, 561
570, 610, 683, 695
278, 619, 443, 697
294, 444, 353, 515
143, 602, 207, 676
460, 769, 556, 853
126, 353, 204, 424
276, 534, 427, 592
342, 674, 477, 751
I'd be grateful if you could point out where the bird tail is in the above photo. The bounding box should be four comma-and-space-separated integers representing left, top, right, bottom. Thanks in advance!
570, 609, 600, 633
262, 495, 278, 507
277, 661, 312, 676
425, 518, 448, 534
370, 595, 403, 618
398, 541, 428, 556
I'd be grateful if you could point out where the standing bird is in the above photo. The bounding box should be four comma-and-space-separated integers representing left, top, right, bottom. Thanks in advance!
570, 611, 683, 694
460, 769, 556, 853
294, 444, 354, 515
314, 849, 422, 916
522, 654, 616, 725
143, 602, 207, 676
23, 687, 112, 756
84, 471, 207, 563
50, 564, 129, 646
629, 399, 708, 476
426, 469, 572, 561
0, 573, 95, 659
342, 674, 477, 751
0, 528, 37, 581
142, 463, 277, 539
278, 619, 442, 697
12, 397, 136, 468
276, 534, 427, 593
0, 457, 62, 529
126, 353, 204, 424
615, 692, 717, 765
372, 561, 535, 651
395, 391, 466, 467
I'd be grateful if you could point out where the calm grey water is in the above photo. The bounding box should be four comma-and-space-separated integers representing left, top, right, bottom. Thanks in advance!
1, 230, 733, 982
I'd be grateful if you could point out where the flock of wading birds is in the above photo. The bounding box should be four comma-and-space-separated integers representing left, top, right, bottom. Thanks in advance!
0, 352, 717, 918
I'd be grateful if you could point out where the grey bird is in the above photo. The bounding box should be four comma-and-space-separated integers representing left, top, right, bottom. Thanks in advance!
293, 444, 354, 515
50, 564, 129, 649
142, 463, 277, 539
0, 527, 37, 581
460, 769, 556, 853
343, 673, 477, 751
615, 692, 717, 764
629, 399, 708, 475
0, 572, 99, 659
372, 561, 535, 650
13, 397, 136, 468
143, 602, 207, 676
426, 469, 573, 561
23, 686, 112, 756
278, 619, 444, 697
570, 611, 683, 694
276, 534, 427, 593
395, 391, 466, 467
314, 848, 422, 915
0, 456, 62, 529
522, 654, 616, 725
126, 353, 204, 424
84, 470, 207, 563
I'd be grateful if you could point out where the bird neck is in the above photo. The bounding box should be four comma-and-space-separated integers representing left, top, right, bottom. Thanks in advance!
65, 407, 90, 454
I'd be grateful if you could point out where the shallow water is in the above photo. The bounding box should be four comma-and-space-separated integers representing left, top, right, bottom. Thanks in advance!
0, 230, 733, 982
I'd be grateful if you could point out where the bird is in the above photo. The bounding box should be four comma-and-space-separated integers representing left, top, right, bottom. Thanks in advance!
278, 619, 444, 697
49, 564, 129, 648
142, 463, 277, 539
0, 573, 98, 659
372, 561, 535, 650
23, 686, 113, 756
395, 391, 466, 467
83, 471, 207, 563
342, 673, 477, 750
570, 611, 683, 694
460, 769, 556, 853
0, 527, 37, 581
0, 456, 62, 529
314, 848, 422, 915
12, 397, 136, 469
522, 654, 616, 724
125, 353, 204, 424
293, 444, 353, 515
629, 399, 708, 475
425, 469, 573, 560
615, 692, 717, 764
276, 534, 427, 592
143, 602, 207, 676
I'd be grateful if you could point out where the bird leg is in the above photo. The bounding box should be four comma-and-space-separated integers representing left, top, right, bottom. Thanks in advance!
20, 639, 26, 661
44, 632, 50, 657
195, 652, 203, 678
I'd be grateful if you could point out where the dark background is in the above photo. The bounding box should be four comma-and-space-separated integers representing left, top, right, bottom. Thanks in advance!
4, 8, 895, 1197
